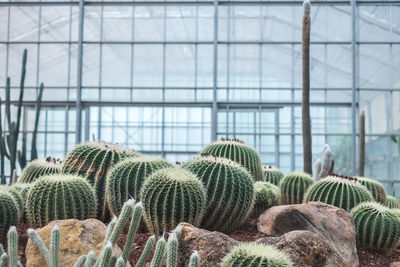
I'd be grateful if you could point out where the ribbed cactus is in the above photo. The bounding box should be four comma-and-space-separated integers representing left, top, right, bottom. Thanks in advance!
166, 232, 178, 267
263, 166, 284, 185
150, 237, 166, 267
350, 202, 400, 255
62, 141, 139, 221
251, 182, 280, 218
0, 191, 19, 244
136, 235, 155, 267
201, 139, 263, 181
189, 251, 200, 267
18, 157, 62, 184
182, 155, 255, 233
221, 243, 293, 267
26, 174, 97, 228
141, 168, 206, 235
7, 226, 18, 267
386, 195, 400, 209
356, 176, 387, 204
107, 156, 172, 217
279, 172, 313, 205
0, 186, 23, 220
12, 183, 32, 222
304, 174, 373, 211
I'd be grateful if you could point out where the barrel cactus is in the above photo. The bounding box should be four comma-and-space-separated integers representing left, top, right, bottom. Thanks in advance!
304, 175, 373, 211
18, 157, 62, 184
251, 182, 280, 218
61, 141, 139, 221
0, 186, 23, 219
279, 172, 313, 205
350, 202, 400, 254
201, 139, 263, 181
182, 155, 255, 233
26, 174, 97, 228
141, 168, 206, 235
356, 176, 387, 204
107, 156, 173, 217
263, 166, 284, 185
221, 243, 293, 267
0, 191, 19, 244
386, 195, 400, 209
12, 183, 33, 223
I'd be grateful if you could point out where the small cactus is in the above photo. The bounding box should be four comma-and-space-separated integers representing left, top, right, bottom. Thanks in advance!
357, 176, 387, 204
263, 166, 284, 185
26, 174, 97, 228
50, 226, 60, 267
386, 195, 400, 209
150, 237, 166, 267
0, 186, 23, 221
141, 168, 206, 235
166, 232, 178, 267
189, 251, 200, 267
221, 243, 293, 267
12, 183, 33, 222
279, 172, 313, 205
0, 191, 19, 244
135, 235, 155, 267
350, 202, 400, 255
7, 226, 18, 267
201, 139, 264, 181
313, 144, 334, 181
251, 182, 280, 218
17, 157, 62, 184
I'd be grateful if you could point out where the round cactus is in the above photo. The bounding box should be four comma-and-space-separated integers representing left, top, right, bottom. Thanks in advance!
26, 174, 97, 228
182, 155, 255, 233
263, 166, 284, 185
279, 172, 313, 205
304, 175, 373, 212
221, 243, 293, 267
12, 183, 33, 223
356, 176, 387, 204
201, 139, 263, 181
61, 141, 139, 221
0, 186, 23, 218
107, 156, 173, 216
386, 195, 400, 209
17, 157, 62, 184
141, 168, 206, 235
0, 191, 19, 244
350, 202, 400, 254
251, 182, 280, 218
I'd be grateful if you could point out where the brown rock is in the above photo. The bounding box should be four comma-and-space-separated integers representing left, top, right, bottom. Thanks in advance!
391, 262, 400, 267
257, 202, 358, 267
26, 219, 126, 267
177, 222, 239, 267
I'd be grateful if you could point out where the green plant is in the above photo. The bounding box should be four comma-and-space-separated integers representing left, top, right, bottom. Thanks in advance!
135, 235, 155, 267
12, 183, 32, 222
61, 141, 139, 221
141, 168, 206, 235
313, 145, 334, 181
221, 243, 293, 267
0, 191, 19, 244
166, 232, 178, 267
279, 172, 313, 205
107, 156, 173, 217
0, 186, 23, 221
356, 176, 387, 204
189, 251, 200, 267
150, 237, 166, 267
359, 110, 366, 176
17, 157, 61, 184
201, 139, 263, 181
26, 174, 97, 228
251, 182, 280, 218
0, 227, 23, 267
263, 166, 284, 185
386, 195, 400, 209
304, 174, 373, 212
182, 155, 255, 233
350, 202, 400, 255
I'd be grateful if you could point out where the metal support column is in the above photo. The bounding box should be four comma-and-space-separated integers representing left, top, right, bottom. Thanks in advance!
351, 0, 357, 175
75, 0, 85, 144
211, 0, 218, 141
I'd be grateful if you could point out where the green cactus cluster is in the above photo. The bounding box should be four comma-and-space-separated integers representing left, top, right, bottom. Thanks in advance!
182, 155, 255, 233
107, 156, 173, 217
0, 191, 19, 244
263, 166, 284, 185
386, 195, 400, 209
0, 186, 23, 219
141, 168, 206, 235
61, 141, 139, 221
251, 182, 280, 218
26, 174, 97, 228
350, 201, 400, 255
304, 174, 373, 212
221, 243, 293, 267
356, 176, 387, 204
279, 172, 313, 205
17, 157, 62, 184
12, 183, 33, 223
0, 226, 23, 267
201, 138, 263, 181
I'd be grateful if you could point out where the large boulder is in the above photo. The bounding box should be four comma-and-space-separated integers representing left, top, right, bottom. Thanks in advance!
257, 202, 358, 267
26, 219, 126, 267
177, 222, 239, 267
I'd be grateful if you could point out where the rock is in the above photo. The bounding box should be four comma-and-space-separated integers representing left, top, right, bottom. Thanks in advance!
257, 202, 358, 267
26, 219, 127, 267
177, 222, 239, 267
391, 262, 400, 267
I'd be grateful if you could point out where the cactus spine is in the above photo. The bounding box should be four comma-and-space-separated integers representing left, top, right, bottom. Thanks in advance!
386, 195, 400, 209
357, 176, 387, 204
18, 157, 62, 184
12, 183, 33, 222
62, 141, 139, 221
150, 237, 166, 267
279, 172, 313, 205
221, 243, 293, 267
201, 139, 263, 181
350, 202, 400, 255
50, 226, 60, 267
251, 182, 280, 218
122, 202, 143, 262
263, 166, 284, 185
107, 156, 172, 217
189, 251, 200, 267
0, 191, 19, 244
26, 174, 97, 228
135, 235, 155, 267
8, 227, 17, 267
304, 175, 373, 211
167, 232, 178, 267
141, 168, 206, 235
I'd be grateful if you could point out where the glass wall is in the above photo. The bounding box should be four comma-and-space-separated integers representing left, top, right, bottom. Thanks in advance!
0, 0, 399, 194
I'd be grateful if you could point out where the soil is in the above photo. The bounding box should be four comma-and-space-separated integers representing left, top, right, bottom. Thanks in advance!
14, 221, 400, 267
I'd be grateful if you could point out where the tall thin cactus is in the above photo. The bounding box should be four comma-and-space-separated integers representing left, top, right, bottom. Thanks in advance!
359, 110, 365, 176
